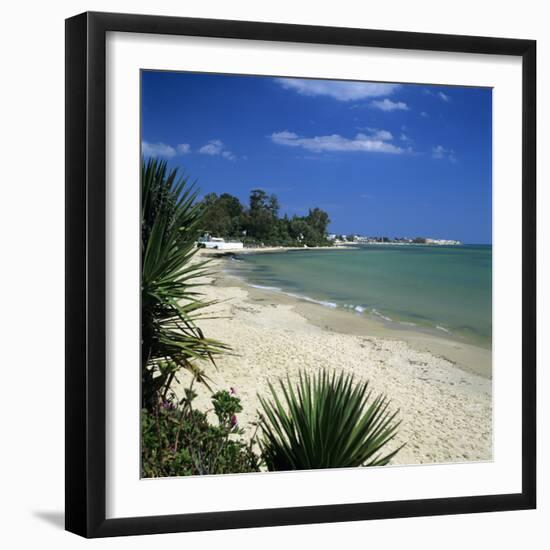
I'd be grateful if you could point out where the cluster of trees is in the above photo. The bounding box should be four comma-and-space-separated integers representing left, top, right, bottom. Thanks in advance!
200, 188, 332, 247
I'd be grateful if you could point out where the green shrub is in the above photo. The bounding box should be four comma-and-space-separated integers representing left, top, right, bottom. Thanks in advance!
141, 389, 260, 477
258, 370, 404, 471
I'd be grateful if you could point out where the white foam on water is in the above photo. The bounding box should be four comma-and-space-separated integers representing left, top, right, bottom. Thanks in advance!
247, 282, 337, 309
343, 303, 367, 313
286, 292, 338, 309
436, 325, 452, 334
372, 308, 393, 322
249, 284, 282, 292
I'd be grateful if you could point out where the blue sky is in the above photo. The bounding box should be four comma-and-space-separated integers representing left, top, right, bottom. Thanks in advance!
141, 71, 492, 243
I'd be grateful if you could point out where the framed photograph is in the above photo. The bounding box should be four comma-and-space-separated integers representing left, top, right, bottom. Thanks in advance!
65, 11, 536, 538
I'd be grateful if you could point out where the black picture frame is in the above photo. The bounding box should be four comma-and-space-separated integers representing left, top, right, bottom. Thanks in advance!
65, 11, 536, 538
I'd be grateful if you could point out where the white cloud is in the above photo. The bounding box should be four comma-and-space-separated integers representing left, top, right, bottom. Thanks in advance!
370, 98, 409, 112
199, 139, 235, 160
270, 129, 404, 154
400, 133, 414, 144
221, 151, 236, 161
142, 141, 177, 158
432, 145, 457, 162
142, 141, 191, 158
357, 127, 393, 140
424, 88, 451, 102
276, 78, 400, 101
142, 139, 236, 160
372, 129, 393, 140
199, 139, 224, 155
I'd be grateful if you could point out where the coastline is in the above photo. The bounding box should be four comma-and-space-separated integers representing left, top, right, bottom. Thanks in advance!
174, 250, 493, 467
216, 245, 492, 365
199, 244, 356, 256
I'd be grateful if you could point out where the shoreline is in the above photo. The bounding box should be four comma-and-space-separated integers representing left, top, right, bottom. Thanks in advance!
175, 252, 493, 466
219, 265, 492, 380
208, 247, 492, 376
199, 244, 356, 256
198, 241, 470, 257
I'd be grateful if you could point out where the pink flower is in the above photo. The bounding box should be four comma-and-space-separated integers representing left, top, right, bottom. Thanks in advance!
231, 415, 238, 426
230, 387, 237, 395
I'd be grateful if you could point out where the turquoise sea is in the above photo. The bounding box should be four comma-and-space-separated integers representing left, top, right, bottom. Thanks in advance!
229, 245, 492, 349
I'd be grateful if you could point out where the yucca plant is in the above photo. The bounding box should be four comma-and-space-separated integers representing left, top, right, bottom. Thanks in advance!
258, 370, 404, 470
141, 158, 229, 409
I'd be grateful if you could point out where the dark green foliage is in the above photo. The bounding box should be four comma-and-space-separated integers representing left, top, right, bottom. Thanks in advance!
246, 189, 280, 243
141, 158, 229, 409
305, 207, 330, 238
199, 189, 333, 247
258, 370, 403, 471
201, 192, 245, 239
142, 390, 261, 477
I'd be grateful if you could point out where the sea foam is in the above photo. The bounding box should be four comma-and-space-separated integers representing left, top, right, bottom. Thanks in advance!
372, 308, 393, 322
249, 283, 337, 308
343, 304, 366, 313
250, 284, 282, 292
286, 292, 338, 308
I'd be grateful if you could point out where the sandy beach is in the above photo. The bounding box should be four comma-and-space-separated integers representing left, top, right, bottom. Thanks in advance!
174, 249, 492, 467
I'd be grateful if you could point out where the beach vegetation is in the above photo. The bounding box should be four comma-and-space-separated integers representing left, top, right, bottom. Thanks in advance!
141, 158, 262, 477
141, 158, 229, 410
141, 389, 260, 477
257, 370, 403, 470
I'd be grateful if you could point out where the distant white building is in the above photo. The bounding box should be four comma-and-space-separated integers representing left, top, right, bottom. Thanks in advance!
425, 238, 462, 245
198, 236, 244, 250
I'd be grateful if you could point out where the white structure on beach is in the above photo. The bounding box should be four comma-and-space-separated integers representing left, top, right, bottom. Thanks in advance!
199, 236, 244, 250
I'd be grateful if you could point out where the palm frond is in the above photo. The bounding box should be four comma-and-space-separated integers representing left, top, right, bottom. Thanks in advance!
141, 158, 230, 409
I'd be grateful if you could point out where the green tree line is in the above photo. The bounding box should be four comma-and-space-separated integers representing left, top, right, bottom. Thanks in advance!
200, 188, 332, 247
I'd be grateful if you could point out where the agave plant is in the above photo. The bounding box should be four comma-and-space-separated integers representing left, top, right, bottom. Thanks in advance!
141, 158, 229, 409
257, 370, 404, 470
